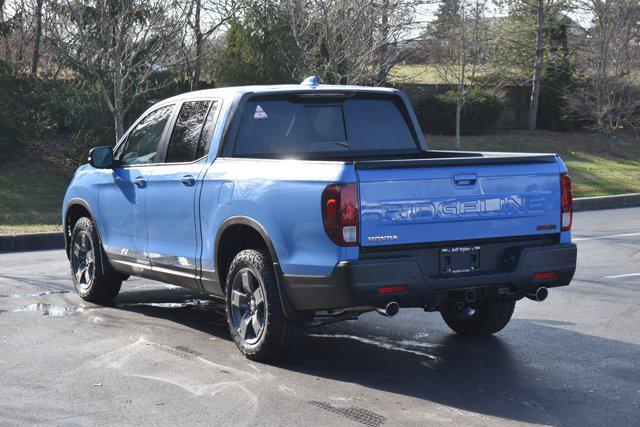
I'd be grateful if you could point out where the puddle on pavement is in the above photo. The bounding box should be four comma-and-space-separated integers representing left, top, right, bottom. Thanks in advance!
308, 333, 441, 368
3, 298, 222, 316
116, 299, 224, 311
13, 303, 78, 317
0, 289, 73, 298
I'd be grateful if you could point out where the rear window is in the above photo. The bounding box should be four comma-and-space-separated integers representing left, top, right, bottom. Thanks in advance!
233, 94, 419, 158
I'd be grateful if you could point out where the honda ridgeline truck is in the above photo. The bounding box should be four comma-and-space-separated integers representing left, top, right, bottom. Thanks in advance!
63, 77, 577, 359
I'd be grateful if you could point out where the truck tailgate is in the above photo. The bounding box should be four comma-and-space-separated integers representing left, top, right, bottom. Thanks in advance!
356, 159, 561, 247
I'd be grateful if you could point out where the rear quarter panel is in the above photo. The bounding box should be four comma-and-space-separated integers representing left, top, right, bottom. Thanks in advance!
199, 158, 357, 277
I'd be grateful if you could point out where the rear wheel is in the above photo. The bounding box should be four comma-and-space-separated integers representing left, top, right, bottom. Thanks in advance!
440, 299, 516, 336
225, 249, 302, 360
70, 217, 122, 303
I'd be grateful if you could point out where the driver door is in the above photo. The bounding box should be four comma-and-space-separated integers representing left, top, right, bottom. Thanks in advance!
97, 104, 175, 276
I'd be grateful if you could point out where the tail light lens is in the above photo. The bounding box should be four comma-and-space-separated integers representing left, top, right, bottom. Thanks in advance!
560, 173, 573, 231
321, 183, 359, 247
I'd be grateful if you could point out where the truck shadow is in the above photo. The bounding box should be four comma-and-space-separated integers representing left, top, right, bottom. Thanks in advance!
289, 318, 639, 425
111, 288, 638, 425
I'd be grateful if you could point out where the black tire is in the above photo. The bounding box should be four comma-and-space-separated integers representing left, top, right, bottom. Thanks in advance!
225, 249, 302, 360
440, 299, 516, 336
69, 217, 122, 303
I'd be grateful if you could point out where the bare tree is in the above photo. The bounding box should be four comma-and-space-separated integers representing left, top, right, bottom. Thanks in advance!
570, 0, 640, 146
185, 0, 239, 90
280, 0, 419, 85
48, 0, 189, 141
491, 0, 574, 130
0, 0, 28, 62
431, 0, 489, 149
0, 0, 13, 61
30, 0, 42, 73
527, 0, 544, 129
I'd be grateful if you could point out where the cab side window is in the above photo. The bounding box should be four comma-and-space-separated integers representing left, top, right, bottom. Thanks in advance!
116, 105, 174, 165
165, 100, 219, 163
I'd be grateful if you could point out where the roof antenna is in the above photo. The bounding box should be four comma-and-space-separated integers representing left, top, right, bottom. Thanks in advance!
301, 76, 319, 88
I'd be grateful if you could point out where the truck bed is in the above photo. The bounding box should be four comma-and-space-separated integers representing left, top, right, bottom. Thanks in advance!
353, 150, 558, 169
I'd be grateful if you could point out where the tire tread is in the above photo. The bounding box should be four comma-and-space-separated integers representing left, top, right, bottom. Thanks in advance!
225, 249, 302, 360
441, 299, 516, 336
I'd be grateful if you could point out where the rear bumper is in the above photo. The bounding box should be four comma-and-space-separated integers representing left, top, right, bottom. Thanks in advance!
281, 242, 577, 311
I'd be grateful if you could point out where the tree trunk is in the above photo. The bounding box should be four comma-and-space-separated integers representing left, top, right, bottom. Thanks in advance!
455, 55, 467, 150
31, 0, 44, 74
0, 5, 10, 61
377, 0, 389, 85
191, 0, 202, 91
455, 96, 462, 150
113, 55, 125, 142
114, 105, 125, 142
528, 0, 545, 130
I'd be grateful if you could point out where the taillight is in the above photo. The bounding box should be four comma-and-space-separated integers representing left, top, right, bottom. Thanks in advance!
560, 173, 573, 231
321, 183, 359, 247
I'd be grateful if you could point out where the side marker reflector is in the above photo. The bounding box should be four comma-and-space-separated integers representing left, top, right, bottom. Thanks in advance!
377, 285, 408, 294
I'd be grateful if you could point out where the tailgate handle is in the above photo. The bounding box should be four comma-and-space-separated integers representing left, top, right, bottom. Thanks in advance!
453, 173, 477, 186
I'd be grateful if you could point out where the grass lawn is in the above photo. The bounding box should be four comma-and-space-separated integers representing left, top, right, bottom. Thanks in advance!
388, 64, 498, 84
0, 166, 72, 235
427, 130, 640, 198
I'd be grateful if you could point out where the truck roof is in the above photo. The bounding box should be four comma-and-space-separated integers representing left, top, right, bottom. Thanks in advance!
159, 78, 396, 105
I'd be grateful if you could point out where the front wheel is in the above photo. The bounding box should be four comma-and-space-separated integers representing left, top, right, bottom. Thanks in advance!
440, 299, 516, 336
225, 249, 302, 360
70, 217, 122, 303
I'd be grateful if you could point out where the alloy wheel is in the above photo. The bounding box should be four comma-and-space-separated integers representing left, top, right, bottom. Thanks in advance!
230, 268, 266, 345
72, 231, 95, 289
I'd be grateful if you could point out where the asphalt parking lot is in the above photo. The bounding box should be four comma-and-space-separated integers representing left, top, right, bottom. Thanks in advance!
1, 207, 639, 426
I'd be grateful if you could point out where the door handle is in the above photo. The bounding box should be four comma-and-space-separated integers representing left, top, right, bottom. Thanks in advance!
133, 177, 146, 188
453, 173, 477, 186
180, 175, 195, 187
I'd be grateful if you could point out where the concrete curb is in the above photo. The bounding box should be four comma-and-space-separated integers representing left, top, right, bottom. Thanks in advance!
1, 193, 640, 253
0, 232, 65, 253
573, 193, 640, 212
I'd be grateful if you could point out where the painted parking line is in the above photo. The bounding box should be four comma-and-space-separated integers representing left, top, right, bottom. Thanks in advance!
604, 273, 640, 279
573, 232, 640, 242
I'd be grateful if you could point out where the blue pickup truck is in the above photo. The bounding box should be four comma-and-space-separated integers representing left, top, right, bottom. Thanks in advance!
63, 78, 577, 359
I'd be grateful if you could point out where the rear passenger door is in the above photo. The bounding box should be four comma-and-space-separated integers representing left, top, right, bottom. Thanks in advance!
145, 100, 220, 289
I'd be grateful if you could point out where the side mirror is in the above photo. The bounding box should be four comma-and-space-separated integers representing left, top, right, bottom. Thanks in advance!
88, 146, 115, 169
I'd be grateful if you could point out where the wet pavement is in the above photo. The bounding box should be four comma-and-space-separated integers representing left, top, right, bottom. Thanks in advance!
1, 207, 639, 425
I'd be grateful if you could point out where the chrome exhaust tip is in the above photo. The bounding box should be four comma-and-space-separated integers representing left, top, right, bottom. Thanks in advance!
377, 301, 400, 317
526, 287, 548, 302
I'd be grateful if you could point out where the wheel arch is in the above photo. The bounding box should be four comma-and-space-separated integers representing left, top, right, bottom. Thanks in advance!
214, 216, 281, 285
64, 198, 100, 259
214, 216, 306, 322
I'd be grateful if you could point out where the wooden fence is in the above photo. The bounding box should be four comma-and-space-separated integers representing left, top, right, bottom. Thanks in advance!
393, 83, 531, 131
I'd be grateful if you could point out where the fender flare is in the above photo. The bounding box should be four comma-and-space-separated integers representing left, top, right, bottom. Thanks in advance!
214, 216, 281, 274
63, 198, 112, 277
64, 198, 100, 254
214, 216, 308, 322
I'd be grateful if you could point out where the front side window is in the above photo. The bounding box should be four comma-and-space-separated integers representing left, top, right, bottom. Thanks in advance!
117, 105, 174, 165
165, 100, 216, 163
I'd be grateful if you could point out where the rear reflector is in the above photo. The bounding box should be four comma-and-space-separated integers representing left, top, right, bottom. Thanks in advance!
533, 272, 557, 280
560, 173, 573, 231
377, 285, 408, 294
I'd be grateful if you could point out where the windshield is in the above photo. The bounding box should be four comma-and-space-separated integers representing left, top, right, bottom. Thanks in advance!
233, 93, 420, 158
